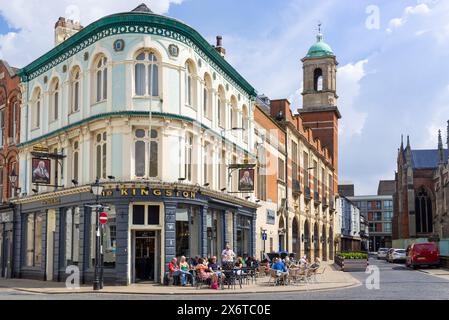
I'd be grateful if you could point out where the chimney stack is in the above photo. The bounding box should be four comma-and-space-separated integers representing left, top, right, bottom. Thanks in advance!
215, 36, 226, 57
54, 17, 83, 46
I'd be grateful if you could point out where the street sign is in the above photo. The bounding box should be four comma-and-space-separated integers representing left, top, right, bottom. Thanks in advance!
99, 212, 108, 225
262, 233, 268, 241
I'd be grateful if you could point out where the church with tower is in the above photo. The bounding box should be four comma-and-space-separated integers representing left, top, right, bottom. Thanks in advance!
393, 124, 449, 252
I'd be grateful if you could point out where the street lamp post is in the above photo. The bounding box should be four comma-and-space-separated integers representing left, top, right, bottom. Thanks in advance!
91, 179, 104, 291
9, 167, 17, 198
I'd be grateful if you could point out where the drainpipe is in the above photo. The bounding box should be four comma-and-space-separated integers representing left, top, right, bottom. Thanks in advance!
285, 128, 289, 252
24, 77, 29, 195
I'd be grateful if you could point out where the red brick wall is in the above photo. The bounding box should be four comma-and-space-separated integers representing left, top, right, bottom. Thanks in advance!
0, 61, 21, 202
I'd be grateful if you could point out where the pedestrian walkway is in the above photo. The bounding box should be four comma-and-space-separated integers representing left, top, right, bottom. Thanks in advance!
0, 262, 360, 295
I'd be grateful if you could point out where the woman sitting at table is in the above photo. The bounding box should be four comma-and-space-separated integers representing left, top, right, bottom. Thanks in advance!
195, 258, 218, 284
234, 257, 246, 276
179, 256, 193, 286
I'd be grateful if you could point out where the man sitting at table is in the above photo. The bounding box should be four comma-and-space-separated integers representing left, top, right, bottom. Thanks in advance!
208, 256, 226, 281
167, 258, 185, 286
272, 258, 288, 284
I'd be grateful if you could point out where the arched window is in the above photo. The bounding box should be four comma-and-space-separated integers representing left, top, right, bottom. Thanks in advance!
242, 105, 249, 143
32, 88, 41, 129
94, 56, 108, 103
415, 187, 433, 234
322, 225, 327, 261
72, 141, 79, 182
185, 61, 197, 108
292, 217, 300, 256
134, 51, 159, 97
314, 68, 323, 91
94, 132, 107, 179
50, 78, 60, 122
203, 74, 212, 119
304, 220, 311, 254
185, 133, 193, 182
133, 128, 159, 178
230, 96, 238, 134
314, 223, 319, 257
9, 98, 19, 143
70, 68, 81, 113
217, 86, 226, 128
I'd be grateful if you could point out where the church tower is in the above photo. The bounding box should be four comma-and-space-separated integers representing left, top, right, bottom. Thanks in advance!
298, 26, 341, 193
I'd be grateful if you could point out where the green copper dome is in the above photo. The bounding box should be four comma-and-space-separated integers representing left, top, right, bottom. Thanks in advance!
306, 34, 334, 58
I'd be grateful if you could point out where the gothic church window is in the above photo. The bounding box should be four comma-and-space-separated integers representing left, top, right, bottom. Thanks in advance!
415, 187, 433, 234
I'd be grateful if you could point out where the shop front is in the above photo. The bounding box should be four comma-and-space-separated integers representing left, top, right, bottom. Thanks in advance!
13, 184, 258, 285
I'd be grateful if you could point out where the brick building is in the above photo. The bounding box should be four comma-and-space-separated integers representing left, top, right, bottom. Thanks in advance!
253, 29, 341, 261
0, 59, 21, 279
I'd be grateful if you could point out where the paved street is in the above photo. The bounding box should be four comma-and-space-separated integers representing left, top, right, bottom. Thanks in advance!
1, 258, 448, 300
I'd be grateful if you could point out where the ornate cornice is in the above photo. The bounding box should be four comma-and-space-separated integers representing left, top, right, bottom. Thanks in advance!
18, 13, 257, 98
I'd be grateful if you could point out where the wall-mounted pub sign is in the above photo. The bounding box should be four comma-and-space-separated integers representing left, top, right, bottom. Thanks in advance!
32, 158, 51, 185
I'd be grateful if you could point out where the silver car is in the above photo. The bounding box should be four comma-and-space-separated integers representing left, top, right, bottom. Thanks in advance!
387, 249, 407, 263
377, 248, 389, 260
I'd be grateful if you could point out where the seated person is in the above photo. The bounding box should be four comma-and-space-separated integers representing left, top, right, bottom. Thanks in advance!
195, 258, 218, 284
179, 256, 193, 286
234, 257, 245, 275
299, 255, 309, 268
272, 258, 289, 283
190, 256, 199, 267
310, 257, 321, 269
167, 258, 185, 286
208, 256, 225, 281
284, 256, 293, 268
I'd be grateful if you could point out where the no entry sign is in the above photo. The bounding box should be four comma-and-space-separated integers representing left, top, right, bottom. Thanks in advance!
99, 212, 108, 225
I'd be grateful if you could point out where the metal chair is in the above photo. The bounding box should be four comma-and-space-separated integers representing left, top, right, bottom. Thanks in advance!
193, 270, 211, 289
268, 269, 282, 286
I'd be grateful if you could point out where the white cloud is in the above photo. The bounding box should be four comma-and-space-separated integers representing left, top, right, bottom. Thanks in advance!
387, 3, 431, 33
0, 0, 183, 67
337, 59, 369, 138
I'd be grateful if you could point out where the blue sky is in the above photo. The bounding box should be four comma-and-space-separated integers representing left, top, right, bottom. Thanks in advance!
1, 0, 448, 195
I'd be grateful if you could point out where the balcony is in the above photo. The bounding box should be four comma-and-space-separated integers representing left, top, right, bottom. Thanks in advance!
292, 179, 301, 197
314, 191, 321, 205
304, 186, 311, 201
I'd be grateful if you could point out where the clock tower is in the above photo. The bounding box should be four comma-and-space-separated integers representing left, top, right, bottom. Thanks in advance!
298, 27, 341, 193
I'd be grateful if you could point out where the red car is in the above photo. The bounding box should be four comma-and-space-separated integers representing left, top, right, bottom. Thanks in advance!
406, 242, 440, 269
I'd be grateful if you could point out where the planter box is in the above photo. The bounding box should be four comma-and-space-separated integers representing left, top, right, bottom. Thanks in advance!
335, 257, 368, 272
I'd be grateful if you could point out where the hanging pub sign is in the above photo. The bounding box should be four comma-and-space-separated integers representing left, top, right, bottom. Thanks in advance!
238, 168, 255, 192
32, 158, 51, 185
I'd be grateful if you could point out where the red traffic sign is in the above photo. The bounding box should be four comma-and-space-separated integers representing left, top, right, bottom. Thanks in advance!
99, 212, 108, 225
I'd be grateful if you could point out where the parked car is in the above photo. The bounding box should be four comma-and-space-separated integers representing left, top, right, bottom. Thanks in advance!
406, 242, 440, 269
387, 249, 407, 263
377, 248, 389, 260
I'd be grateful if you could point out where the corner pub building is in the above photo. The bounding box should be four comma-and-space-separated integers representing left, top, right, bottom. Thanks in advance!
13, 4, 259, 285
